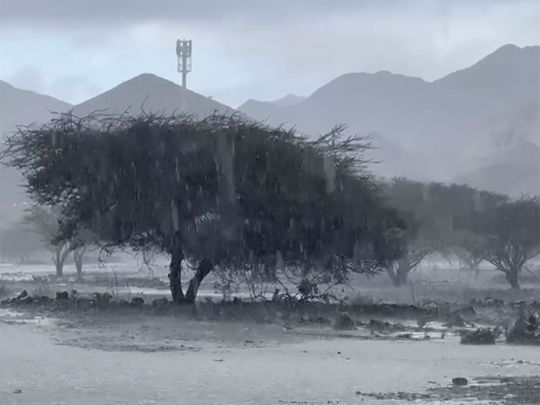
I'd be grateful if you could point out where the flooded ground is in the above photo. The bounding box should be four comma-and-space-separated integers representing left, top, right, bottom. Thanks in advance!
1, 261, 539, 404
1, 307, 539, 405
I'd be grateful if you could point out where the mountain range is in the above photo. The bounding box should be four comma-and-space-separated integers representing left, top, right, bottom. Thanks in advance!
1, 44, 539, 227
238, 44, 540, 194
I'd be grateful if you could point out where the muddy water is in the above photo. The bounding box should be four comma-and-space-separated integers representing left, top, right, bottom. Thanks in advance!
1, 310, 539, 404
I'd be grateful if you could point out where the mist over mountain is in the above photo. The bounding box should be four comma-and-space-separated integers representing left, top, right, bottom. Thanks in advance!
0, 79, 71, 135
0, 81, 73, 226
238, 44, 540, 195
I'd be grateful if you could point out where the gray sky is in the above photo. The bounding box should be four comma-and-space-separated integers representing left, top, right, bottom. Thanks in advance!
0, 0, 538, 107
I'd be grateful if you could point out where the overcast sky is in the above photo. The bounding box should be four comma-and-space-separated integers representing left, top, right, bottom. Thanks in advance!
0, 0, 538, 107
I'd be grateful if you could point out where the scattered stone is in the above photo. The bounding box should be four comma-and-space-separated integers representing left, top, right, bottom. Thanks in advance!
334, 312, 356, 330
16, 290, 28, 300
460, 328, 497, 345
21, 296, 34, 304
232, 297, 243, 305
76, 298, 94, 311
152, 297, 168, 307
299, 315, 332, 326
368, 319, 403, 332
131, 297, 145, 306
93, 292, 113, 307
453, 306, 476, 318
34, 296, 53, 305
452, 377, 468, 386
444, 313, 466, 327
507, 311, 540, 345
56, 291, 69, 300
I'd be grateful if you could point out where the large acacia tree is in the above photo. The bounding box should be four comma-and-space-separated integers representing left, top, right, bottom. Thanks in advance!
2, 113, 406, 302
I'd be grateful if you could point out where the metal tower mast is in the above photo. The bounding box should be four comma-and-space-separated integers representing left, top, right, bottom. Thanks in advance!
176, 39, 192, 89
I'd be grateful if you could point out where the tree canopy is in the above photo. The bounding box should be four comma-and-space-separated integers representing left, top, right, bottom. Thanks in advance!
382, 178, 507, 285
2, 112, 406, 302
457, 196, 540, 289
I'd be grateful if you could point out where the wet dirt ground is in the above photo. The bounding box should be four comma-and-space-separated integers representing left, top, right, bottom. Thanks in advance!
1, 308, 539, 405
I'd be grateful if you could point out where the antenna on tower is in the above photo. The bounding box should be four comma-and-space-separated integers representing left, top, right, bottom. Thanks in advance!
176, 39, 192, 89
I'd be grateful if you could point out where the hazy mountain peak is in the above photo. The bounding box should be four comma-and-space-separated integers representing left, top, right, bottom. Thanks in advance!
238, 43, 540, 195
477, 43, 538, 65
73, 73, 234, 118
271, 94, 306, 108
436, 43, 540, 85
122, 72, 177, 88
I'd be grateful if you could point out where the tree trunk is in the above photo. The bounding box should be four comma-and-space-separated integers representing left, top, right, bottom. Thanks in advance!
387, 257, 411, 287
52, 242, 71, 278
185, 259, 213, 303
75, 256, 83, 281
74, 246, 86, 281
169, 249, 185, 303
506, 266, 521, 290
55, 260, 63, 278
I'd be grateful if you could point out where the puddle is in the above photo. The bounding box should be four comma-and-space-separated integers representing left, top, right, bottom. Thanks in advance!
0, 308, 56, 326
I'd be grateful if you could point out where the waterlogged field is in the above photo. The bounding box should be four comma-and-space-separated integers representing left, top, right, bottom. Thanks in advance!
1, 260, 540, 404
1, 308, 540, 405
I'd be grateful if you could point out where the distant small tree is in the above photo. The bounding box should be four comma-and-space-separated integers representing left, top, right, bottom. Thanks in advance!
382, 179, 446, 286
24, 206, 72, 277
465, 196, 540, 289
383, 179, 507, 286
451, 230, 486, 275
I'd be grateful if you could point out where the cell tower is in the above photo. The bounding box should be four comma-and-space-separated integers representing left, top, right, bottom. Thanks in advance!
176, 39, 192, 89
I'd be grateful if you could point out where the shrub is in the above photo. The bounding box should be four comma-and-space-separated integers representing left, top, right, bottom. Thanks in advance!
460, 328, 497, 345
507, 313, 540, 345
334, 311, 356, 330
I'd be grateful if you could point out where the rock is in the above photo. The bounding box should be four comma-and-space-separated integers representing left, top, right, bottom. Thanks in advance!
152, 297, 169, 307
452, 377, 468, 386
21, 296, 33, 305
444, 313, 466, 327
368, 319, 399, 331
334, 312, 356, 330
460, 328, 497, 345
12, 389, 22, 394
35, 296, 53, 305
76, 298, 94, 311
56, 291, 69, 300
453, 306, 476, 318
131, 297, 145, 306
16, 290, 28, 300
93, 292, 113, 307
507, 312, 540, 345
